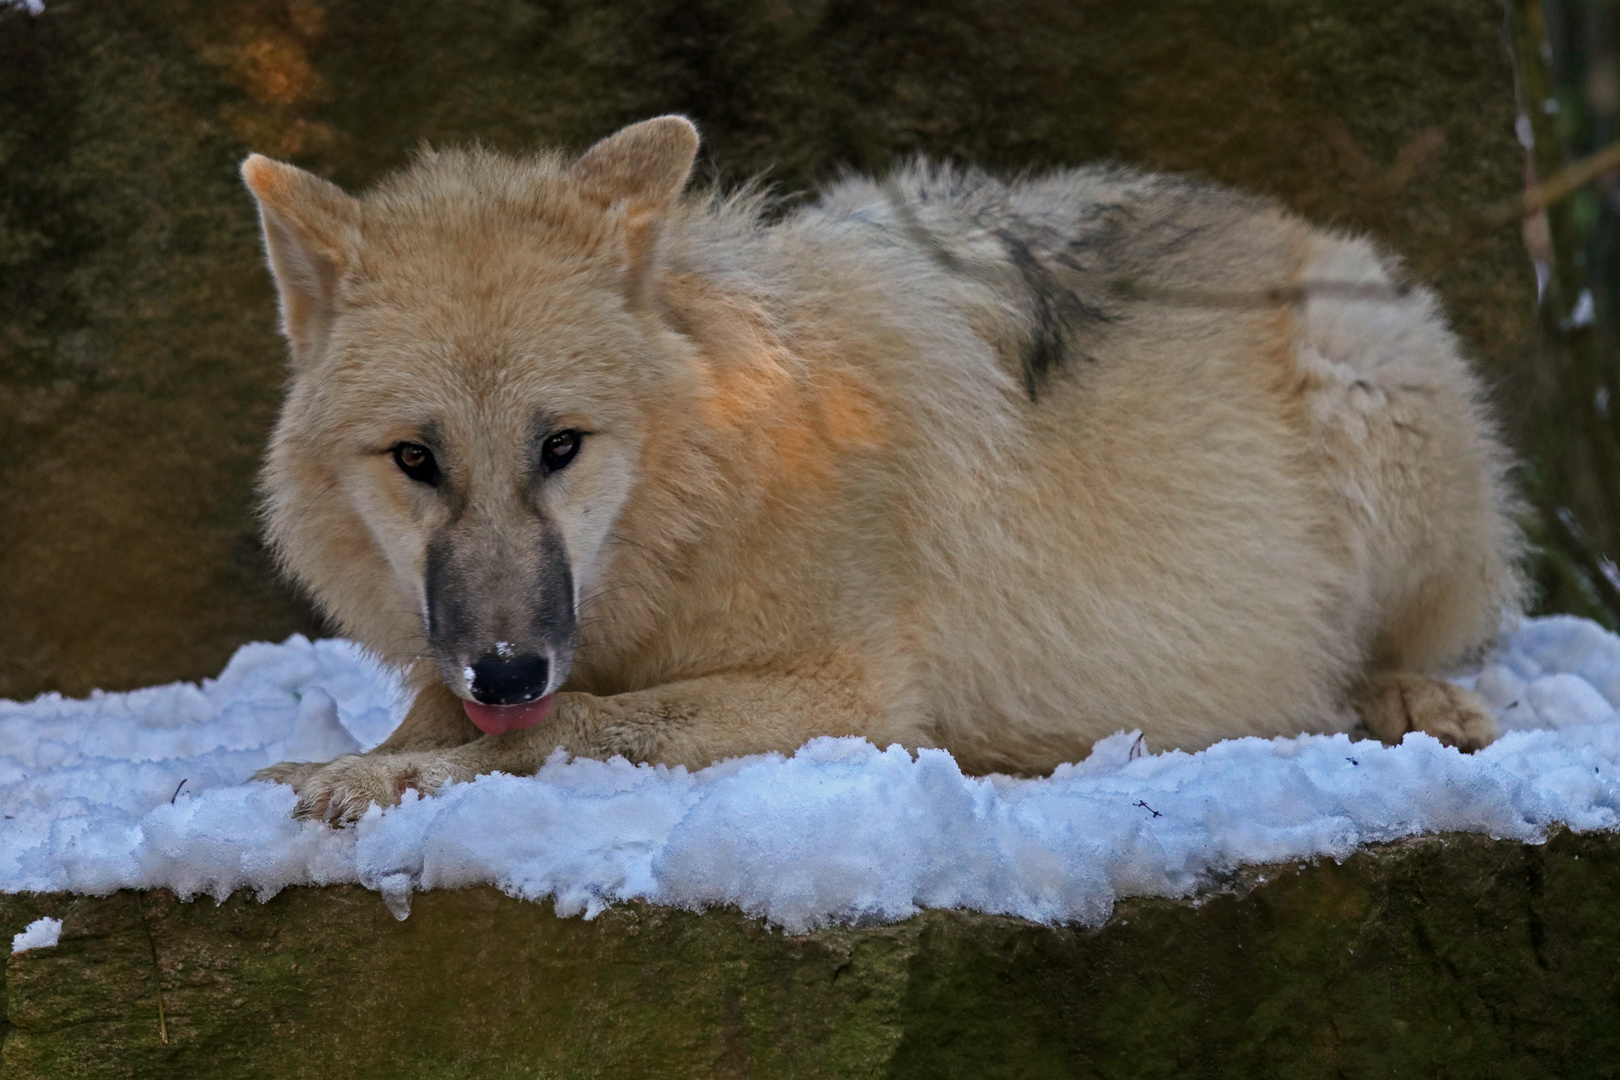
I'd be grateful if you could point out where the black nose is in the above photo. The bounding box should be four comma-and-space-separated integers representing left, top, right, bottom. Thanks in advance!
467, 653, 550, 705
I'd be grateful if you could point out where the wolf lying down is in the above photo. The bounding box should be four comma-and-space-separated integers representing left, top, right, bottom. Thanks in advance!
244, 116, 1524, 823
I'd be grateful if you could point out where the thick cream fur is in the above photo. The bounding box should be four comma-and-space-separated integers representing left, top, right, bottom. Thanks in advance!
245, 119, 1525, 820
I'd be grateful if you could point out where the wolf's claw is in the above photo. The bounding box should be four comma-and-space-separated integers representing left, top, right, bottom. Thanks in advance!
255, 751, 470, 825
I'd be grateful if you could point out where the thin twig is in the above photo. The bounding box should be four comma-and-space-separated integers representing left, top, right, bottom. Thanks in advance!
1102, 277, 1413, 310
1443, 139, 1620, 239
1518, 141, 1620, 217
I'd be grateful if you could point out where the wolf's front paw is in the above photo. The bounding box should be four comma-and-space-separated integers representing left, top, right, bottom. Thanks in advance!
1354, 672, 1499, 753
272, 751, 470, 825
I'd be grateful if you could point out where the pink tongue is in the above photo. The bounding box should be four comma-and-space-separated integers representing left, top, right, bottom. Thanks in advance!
463, 693, 555, 736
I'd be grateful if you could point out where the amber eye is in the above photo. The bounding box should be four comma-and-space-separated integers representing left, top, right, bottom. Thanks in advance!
541, 430, 583, 472
391, 441, 440, 485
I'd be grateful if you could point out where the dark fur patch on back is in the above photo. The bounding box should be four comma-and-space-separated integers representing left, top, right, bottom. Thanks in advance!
996, 228, 1110, 402
872, 168, 1126, 402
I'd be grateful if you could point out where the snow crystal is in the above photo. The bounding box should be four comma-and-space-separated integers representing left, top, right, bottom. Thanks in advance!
11, 916, 61, 954
3, 619, 1620, 931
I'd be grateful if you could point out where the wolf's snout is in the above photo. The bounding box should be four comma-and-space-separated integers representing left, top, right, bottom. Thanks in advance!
467, 653, 550, 705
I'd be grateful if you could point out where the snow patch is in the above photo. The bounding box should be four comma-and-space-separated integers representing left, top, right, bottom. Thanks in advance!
3, 619, 1620, 931
11, 916, 61, 954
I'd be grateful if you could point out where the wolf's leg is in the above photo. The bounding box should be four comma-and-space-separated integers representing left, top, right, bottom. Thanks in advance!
546, 670, 903, 768
1351, 671, 1497, 752
274, 669, 906, 823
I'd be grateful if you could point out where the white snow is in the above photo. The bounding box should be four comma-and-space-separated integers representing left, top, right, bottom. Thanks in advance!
1563, 288, 1597, 331
11, 916, 61, 954
3, 617, 1620, 931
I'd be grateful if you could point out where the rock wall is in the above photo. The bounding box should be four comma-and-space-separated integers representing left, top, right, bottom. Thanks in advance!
4, 830, 1618, 1077
0, 0, 1534, 699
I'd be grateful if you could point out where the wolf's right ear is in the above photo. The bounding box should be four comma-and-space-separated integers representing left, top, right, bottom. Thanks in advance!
241, 155, 360, 366
570, 117, 699, 304
570, 116, 700, 214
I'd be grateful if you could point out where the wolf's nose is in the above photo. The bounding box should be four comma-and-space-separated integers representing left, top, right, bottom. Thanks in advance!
467, 653, 550, 705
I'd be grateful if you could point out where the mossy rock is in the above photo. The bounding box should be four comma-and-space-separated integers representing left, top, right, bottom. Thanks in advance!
4, 830, 1619, 1078
0, 0, 1533, 700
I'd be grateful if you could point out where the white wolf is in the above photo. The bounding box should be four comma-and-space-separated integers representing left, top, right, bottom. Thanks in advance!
241, 117, 1524, 821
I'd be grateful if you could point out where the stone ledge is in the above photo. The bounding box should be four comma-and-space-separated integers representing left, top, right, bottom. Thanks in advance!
4, 829, 1618, 1078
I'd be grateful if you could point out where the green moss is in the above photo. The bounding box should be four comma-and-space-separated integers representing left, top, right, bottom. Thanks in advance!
3, 832, 1619, 1077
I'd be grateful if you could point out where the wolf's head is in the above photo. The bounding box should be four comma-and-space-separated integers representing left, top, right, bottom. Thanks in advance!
243, 118, 701, 734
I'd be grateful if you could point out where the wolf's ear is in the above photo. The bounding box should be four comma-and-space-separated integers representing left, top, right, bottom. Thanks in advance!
571, 115, 699, 212
241, 155, 360, 366
570, 117, 698, 302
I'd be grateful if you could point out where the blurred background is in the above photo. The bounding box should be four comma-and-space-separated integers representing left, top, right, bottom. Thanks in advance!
0, 0, 1611, 701
1517, 0, 1620, 626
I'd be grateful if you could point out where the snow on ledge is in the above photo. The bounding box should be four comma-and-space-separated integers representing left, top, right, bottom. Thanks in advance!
2, 617, 1619, 932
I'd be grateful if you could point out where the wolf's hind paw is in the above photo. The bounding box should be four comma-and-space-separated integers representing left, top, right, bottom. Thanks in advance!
1353, 672, 1499, 753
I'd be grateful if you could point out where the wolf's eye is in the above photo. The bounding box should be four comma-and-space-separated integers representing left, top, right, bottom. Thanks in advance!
392, 442, 440, 485
541, 430, 582, 472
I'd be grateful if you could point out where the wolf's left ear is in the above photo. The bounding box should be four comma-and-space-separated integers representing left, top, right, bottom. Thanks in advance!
241, 155, 360, 367
571, 116, 699, 300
